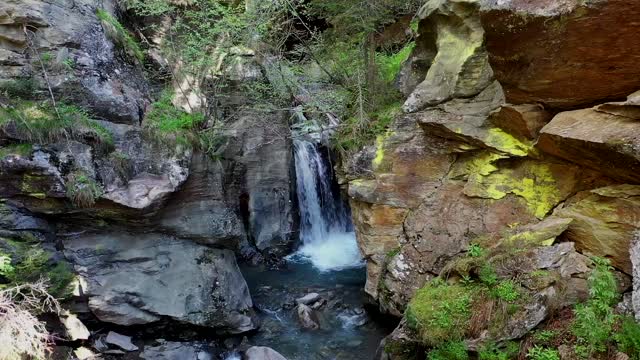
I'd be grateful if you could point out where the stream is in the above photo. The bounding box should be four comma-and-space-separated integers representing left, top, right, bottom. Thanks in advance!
233, 139, 392, 359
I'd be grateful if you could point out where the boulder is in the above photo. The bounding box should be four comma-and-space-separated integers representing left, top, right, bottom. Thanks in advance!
296, 304, 320, 330
557, 185, 640, 274
538, 98, 640, 183
244, 346, 288, 360
140, 341, 212, 360
61, 312, 90, 341
295, 293, 321, 305
64, 232, 257, 333
0, 0, 149, 124
488, 104, 551, 141
105, 331, 138, 352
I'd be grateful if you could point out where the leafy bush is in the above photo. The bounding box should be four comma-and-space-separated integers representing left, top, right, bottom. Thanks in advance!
1, 248, 73, 299
428, 340, 468, 360
144, 91, 205, 145
478, 342, 519, 360
571, 257, 619, 357
96, 9, 144, 61
527, 346, 560, 360
0, 78, 39, 98
615, 317, 640, 359
65, 171, 103, 208
492, 280, 520, 303
468, 243, 485, 258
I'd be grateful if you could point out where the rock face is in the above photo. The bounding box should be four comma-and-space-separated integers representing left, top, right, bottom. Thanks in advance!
64, 232, 257, 333
0, 0, 149, 124
538, 94, 640, 183
347, 0, 640, 355
631, 233, 640, 320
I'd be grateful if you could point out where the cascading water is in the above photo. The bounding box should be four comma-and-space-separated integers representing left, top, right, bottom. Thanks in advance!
290, 139, 363, 271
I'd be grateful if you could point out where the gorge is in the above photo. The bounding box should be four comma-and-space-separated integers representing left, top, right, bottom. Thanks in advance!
1, 0, 640, 360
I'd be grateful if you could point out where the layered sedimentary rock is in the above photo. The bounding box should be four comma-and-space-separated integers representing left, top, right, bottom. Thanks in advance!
347, 0, 640, 351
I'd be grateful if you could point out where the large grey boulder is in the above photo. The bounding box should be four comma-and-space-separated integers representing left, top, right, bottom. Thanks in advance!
64, 232, 258, 334
0, 0, 149, 124
244, 346, 288, 360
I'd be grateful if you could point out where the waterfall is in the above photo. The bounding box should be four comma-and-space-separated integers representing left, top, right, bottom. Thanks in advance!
290, 139, 363, 271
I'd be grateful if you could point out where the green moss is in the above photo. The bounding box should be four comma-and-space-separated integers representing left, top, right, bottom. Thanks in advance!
428, 340, 468, 360
405, 280, 474, 346
96, 9, 144, 62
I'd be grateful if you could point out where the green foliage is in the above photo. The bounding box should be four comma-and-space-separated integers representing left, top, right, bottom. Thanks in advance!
527, 346, 560, 360
1, 246, 73, 299
0, 253, 14, 278
65, 171, 103, 208
468, 243, 485, 258
532, 330, 556, 345
376, 42, 415, 83
615, 317, 640, 359
96, 9, 144, 62
427, 340, 468, 360
144, 91, 205, 146
479, 263, 498, 286
1, 101, 113, 147
405, 280, 473, 346
492, 280, 520, 303
0, 143, 32, 159
572, 257, 619, 358
0, 77, 39, 98
478, 342, 519, 360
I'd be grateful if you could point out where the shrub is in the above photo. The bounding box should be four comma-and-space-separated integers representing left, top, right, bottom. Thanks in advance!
144, 91, 205, 145
527, 346, 560, 360
571, 257, 619, 357
492, 280, 520, 303
0, 78, 39, 98
428, 340, 468, 360
532, 330, 556, 345
96, 9, 144, 62
468, 243, 485, 258
615, 317, 640, 359
478, 342, 519, 360
1, 101, 113, 147
65, 171, 103, 208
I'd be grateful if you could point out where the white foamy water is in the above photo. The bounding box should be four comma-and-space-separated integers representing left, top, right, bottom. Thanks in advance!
291, 140, 363, 272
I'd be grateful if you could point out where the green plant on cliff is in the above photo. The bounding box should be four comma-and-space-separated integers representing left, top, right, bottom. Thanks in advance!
405, 279, 473, 346
427, 340, 468, 360
571, 257, 619, 357
615, 317, 640, 359
65, 171, 103, 208
478, 342, 519, 360
527, 346, 560, 360
1, 100, 113, 147
96, 9, 144, 62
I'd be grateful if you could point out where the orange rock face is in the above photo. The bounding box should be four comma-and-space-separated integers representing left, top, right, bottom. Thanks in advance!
482, 0, 640, 109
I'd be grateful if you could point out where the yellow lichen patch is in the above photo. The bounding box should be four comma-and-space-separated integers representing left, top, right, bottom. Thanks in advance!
465, 162, 564, 219
485, 128, 533, 157
449, 151, 509, 180
372, 130, 394, 171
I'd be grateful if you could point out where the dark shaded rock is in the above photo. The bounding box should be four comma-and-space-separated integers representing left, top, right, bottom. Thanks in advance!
64, 232, 258, 333
0, 0, 149, 124
141, 341, 212, 360
296, 304, 320, 330
488, 103, 551, 140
